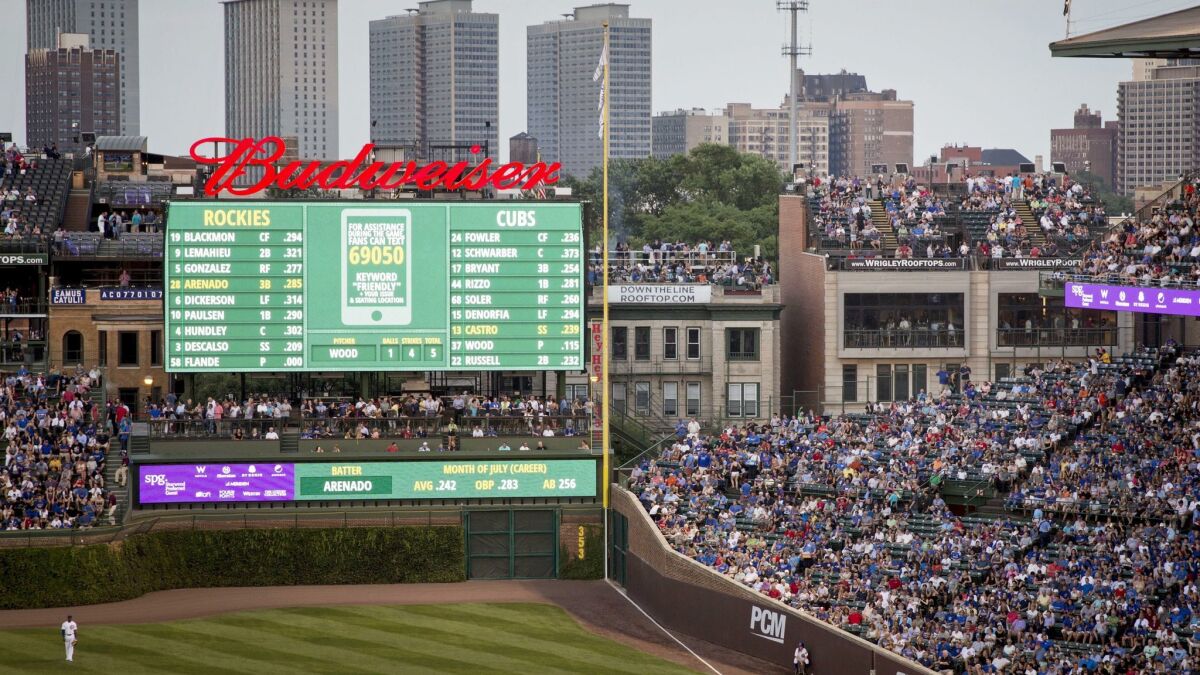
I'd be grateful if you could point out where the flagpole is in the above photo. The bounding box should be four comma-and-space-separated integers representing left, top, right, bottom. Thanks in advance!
600, 21, 613, 574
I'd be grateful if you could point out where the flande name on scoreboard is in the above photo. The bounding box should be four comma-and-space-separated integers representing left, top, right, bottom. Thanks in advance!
163, 201, 586, 373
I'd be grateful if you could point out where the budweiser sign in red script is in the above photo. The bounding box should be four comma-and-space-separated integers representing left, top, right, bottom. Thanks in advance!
189, 136, 561, 197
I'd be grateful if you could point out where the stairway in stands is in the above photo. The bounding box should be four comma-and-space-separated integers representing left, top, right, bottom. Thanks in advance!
1015, 200, 1047, 252
64, 189, 91, 231
869, 200, 898, 252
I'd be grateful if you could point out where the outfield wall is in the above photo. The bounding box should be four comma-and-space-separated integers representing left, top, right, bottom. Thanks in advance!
611, 486, 933, 675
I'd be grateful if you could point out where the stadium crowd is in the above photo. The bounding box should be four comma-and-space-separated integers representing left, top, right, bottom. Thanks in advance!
1075, 177, 1200, 287
0, 365, 116, 530
590, 240, 775, 287
142, 392, 593, 443
628, 343, 1200, 674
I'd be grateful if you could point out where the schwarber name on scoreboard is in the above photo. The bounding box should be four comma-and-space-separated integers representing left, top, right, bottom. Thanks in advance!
164, 201, 585, 373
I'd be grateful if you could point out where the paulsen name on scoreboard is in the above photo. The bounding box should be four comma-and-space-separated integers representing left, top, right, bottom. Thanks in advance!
164, 202, 585, 373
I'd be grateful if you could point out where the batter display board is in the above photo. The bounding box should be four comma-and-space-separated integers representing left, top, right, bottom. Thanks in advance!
136, 459, 598, 504
164, 201, 585, 372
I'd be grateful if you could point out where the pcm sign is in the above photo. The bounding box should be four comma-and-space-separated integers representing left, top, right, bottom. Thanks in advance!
750, 606, 786, 644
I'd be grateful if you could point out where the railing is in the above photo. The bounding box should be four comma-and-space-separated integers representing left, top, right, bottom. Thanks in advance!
603, 249, 737, 269
996, 327, 1118, 347
59, 232, 164, 257
146, 414, 594, 439
843, 328, 965, 349
0, 299, 47, 315
609, 354, 714, 374
1040, 271, 1200, 292
0, 237, 50, 253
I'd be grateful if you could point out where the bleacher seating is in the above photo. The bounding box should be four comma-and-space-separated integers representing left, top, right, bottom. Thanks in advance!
1, 156, 72, 232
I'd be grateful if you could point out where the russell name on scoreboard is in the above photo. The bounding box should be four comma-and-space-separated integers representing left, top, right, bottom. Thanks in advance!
164, 202, 586, 373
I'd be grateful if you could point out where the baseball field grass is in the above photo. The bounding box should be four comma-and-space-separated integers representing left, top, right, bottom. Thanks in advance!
0, 602, 698, 674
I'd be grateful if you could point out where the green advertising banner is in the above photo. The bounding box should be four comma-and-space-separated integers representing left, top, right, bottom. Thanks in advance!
163, 202, 585, 372
293, 459, 597, 500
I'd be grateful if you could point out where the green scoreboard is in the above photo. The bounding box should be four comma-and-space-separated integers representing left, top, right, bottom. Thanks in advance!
164, 202, 585, 372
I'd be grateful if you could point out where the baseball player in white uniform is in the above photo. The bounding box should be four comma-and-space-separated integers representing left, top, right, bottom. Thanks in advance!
61, 615, 78, 662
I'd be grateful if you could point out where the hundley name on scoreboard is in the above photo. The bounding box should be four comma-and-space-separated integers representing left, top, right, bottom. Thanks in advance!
190, 137, 562, 197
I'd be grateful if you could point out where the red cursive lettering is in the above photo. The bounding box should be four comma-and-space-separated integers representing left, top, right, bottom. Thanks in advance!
189, 137, 561, 196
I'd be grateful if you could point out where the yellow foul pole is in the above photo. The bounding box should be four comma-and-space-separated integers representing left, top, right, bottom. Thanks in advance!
601, 22, 612, 510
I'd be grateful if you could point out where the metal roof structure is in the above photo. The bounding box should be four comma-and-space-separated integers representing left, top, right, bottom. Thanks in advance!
1050, 5, 1200, 59
94, 135, 149, 152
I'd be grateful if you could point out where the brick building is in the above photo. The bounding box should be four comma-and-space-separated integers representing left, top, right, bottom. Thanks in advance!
1051, 104, 1118, 189
25, 33, 120, 154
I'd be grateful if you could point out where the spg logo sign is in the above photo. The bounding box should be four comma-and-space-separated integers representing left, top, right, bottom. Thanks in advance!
144, 474, 168, 486
749, 606, 787, 644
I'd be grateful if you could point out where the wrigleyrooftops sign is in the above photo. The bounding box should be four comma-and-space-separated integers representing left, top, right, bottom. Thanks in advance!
190, 137, 562, 197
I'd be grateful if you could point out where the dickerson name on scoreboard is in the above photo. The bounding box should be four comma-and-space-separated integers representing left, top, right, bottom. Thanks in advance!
190, 137, 562, 197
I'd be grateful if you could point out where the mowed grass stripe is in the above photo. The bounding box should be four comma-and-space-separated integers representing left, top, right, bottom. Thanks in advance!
0, 604, 698, 675
327, 605, 674, 675
1, 628, 242, 675
109, 623, 350, 675
409, 602, 651, 662
391, 603, 662, 666
265, 607, 546, 673
156, 613, 438, 674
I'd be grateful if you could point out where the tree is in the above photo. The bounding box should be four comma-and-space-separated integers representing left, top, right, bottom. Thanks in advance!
1072, 170, 1133, 216
562, 144, 785, 259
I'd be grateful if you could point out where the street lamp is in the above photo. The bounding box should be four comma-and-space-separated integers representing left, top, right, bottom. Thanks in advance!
143, 375, 153, 387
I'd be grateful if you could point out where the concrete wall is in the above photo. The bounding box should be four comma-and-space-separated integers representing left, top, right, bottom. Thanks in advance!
610, 486, 933, 675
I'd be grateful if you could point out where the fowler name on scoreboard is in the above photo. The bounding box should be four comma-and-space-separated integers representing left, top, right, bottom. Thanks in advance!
164, 201, 585, 373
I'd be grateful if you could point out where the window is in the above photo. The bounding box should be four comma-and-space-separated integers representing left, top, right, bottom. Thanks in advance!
876, 364, 892, 403
611, 382, 626, 415
726, 328, 759, 361
995, 362, 1010, 382
912, 364, 927, 397
894, 364, 910, 401
844, 293, 965, 348
686, 327, 701, 360
63, 331, 84, 364
118, 331, 138, 366
663, 382, 678, 417
611, 327, 627, 360
150, 330, 162, 366
663, 327, 678, 360
634, 382, 650, 415
842, 364, 858, 403
726, 383, 759, 418
686, 382, 701, 417
997, 293, 1117, 347
634, 327, 650, 361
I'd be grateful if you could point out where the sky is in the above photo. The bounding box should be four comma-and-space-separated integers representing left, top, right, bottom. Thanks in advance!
0, 0, 1193, 164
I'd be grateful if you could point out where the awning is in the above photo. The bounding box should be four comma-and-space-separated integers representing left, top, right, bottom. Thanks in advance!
1050, 6, 1200, 59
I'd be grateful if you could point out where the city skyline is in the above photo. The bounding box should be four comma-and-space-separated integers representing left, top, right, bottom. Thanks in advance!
0, 0, 1189, 167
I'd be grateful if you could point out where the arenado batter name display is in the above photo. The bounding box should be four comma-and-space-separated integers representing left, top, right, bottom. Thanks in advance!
164, 201, 586, 372
136, 459, 598, 504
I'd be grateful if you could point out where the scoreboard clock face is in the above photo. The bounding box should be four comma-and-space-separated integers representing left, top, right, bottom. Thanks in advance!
163, 201, 585, 372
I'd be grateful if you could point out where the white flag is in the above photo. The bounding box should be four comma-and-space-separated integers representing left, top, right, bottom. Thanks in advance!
594, 44, 608, 138
593, 44, 607, 82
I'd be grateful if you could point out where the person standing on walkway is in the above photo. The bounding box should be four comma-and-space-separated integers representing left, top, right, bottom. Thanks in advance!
61, 615, 78, 662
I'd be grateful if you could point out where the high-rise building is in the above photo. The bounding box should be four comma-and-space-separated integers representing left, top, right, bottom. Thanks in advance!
651, 109, 729, 159
369, 0, 498, 162
25, 33, 120, 153
224, 0, 338, 160
1050, 103, 1118, 189
528, 3, 652, 178
724, 100, 828, 175
1117, 61, 1200, 193
26, 0, 139, 136
826, 91, 914, 179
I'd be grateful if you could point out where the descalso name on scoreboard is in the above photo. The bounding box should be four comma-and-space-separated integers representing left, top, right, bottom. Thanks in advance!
164, 202, 586, 372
